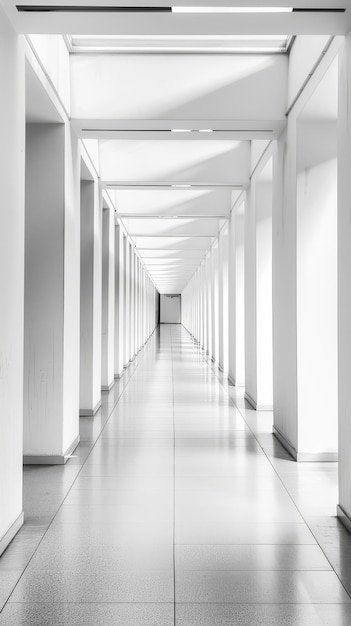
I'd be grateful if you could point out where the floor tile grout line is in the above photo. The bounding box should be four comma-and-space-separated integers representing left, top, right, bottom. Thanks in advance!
1, 331, 156, 612
182, 326, 351, 601
170, 326, 177, 626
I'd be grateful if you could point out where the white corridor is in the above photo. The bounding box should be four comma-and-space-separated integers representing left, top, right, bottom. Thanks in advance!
1, 325, 351, 625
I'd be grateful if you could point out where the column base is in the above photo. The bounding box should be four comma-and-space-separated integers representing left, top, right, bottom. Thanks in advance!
102, 380, 114, 392
337, 505, 351, 534
228, 374, 236, 386
79, 400, 102, 417
0, 512, 24, 558
245, 392, 273, 411
114, 369, 124, 379
23, 435, 80, 465
273, 426, 338, 462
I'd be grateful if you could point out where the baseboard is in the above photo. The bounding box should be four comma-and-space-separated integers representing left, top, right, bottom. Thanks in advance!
79, 400, 102, 417
114, 369, 124, 380
244, 392, 273, 411
297, 451, 338, 462
337, 505, 351, 534
273, 426, 297, 460
23, 435, 80, 465
244, 392, 257, 409
102, 380, 114, 392
273, 426, 337, 462
0, 512, 24, 558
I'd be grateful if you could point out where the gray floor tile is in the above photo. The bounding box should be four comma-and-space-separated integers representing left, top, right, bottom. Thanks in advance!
175, 603, 351, 626
176, 570, 351, 603
0, 603, 174, 626
10, 570, 174, 603
176, 544, 332, 571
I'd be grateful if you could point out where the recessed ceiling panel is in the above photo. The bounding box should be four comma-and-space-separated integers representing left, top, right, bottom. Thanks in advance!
122, 217, 221, 238
100, 138, 250, 185
114, 188, 232, 217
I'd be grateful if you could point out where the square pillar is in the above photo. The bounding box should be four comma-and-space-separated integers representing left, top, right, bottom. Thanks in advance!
338, 34, 351, 528
123, 236, 130, 366
0, 6, 25, 552
101, 202, 115, 391
79, 167, 102, 417
273, 53, 338, 462
211, 244, 219, 363
218, 226, 229, 373
24, 121, 80, 462
114, 224, 124, 378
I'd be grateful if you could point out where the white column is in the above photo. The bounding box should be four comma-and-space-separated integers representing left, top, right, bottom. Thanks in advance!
338, 32, 351, 528
256, 179, 273, 409
24, 121, 81, 462
244, 177, 273, 411
128, 247, 134, 359
200, 260, 206, 350
218, 225, 229, 373
114, 224, 124, 378
101, 201, 115, 391
235, 214, 245, 386
273, 54, 338, 462
0, 6, 25, 552
272, 130, 298, 456
229, 205, 246, 387
228, 211, 236, 385
205, 254, 212, 355
123, 237, 130, 367
79, 167, 102, 416
211, 244, 219, 363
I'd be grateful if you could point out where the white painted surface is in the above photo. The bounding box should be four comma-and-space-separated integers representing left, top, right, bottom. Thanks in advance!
288, 36, 330, 109
123, 236, 129, 366
28, 34, 70, 114
211, 245, 219, 362
114, 224, 124, 376
0, 6, 25, 542
297, 158, 338, 455
338, 33, 351, 519
71, 54, 287, 123
100, 139, 250, 187
272, 127, 298, 451
101, 203, 115, 389
24, 123, 65, 455
160, 295, 181, 324
62, 123, 80, 453
228, 211, 236, 384
244, 186, 257, 404
218, 226, 229, 373
79, 167, 102, 413
235, 214, 246, 386
256, 181, 273, 408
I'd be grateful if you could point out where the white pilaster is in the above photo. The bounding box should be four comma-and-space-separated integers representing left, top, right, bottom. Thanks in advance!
0, 6, 25, 551
101, 198, 115, 391
114, 224, 124, 378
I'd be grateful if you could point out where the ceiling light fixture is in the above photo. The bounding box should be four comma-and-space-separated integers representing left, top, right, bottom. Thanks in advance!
172, 6, 293, 13
171, 184, 192, 188
170, 129, 192, 133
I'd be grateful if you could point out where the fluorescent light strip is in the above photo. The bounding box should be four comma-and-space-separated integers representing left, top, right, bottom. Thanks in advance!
17, 5, 171, 12
172, 6, 293, 13
172, 6, 346, 14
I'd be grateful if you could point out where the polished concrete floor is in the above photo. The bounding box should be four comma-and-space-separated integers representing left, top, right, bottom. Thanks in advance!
1, 324, 351, 624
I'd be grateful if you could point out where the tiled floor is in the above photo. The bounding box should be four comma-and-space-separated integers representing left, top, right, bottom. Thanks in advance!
1, 324, 351, 624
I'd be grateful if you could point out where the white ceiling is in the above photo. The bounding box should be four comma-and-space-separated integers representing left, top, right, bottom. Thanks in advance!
13, 0, 348, 293
3, 1, 351, 35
